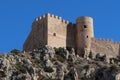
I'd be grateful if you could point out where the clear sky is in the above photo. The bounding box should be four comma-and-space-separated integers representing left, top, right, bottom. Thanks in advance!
0, 0, 120, 53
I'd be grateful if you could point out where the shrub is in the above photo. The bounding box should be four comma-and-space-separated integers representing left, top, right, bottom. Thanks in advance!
95, 54, 107, 62
15, 62, 26, 74
51, 58, 57, 62
96, 53, 100, 60
54, 47, 65, 54
116, 56, 120, 61
109, 64, 118, 71
34, 58, 41, 64
0, 71, 6, 77
54, 47, 59, 54
69, 62, 77, 67
56, 55, 65, 63
46, 78, 55, 80
95, 53, 103, 61
79, 67, 84, 71
44, 66, 54, 73
101, 55, 107, 61
83, 65, 90, 70
54, 47, 67, 62
113, 58, 119, 64
10, 49, 21, 55
66, 46, 72, 53
88, 51, 93, 59
64, 74, 71, 80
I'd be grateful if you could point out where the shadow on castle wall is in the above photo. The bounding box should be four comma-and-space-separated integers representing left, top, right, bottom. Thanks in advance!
66, 23, 76, 48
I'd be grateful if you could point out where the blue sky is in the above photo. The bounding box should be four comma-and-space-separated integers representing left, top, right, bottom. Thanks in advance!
0, 0, 120, 52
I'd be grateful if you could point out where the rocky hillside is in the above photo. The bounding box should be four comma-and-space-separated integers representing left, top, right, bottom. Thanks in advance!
0, 45, 120, 80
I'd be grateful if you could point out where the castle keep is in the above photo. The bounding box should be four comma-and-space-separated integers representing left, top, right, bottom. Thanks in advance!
23, 13, 120, 58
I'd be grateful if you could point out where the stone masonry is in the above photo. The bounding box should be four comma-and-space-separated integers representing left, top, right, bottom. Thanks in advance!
23, 13, 120, 58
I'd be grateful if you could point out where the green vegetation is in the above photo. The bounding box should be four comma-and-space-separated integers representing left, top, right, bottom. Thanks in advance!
10, 49, 21, 55
46, 78, 55, 80
95, 53, 107, 62
83, 65, 90, 70
79, 67, 84, 71
53, 47, 66, 63
69, 62, 77, 67
54, 47, 65, 54
54, 47, 59, 53
15, 62, 26, 74
66, 46, 73, 53
34, 58, 41, 64
64, 74, 71, 80
95, 53, 100, 61
44, 66, 54, 73
0, 71, 6, 77
56, 55, 65, 63
54, 47, 67, 62
10, 49, 26, 58
51, 58, 57, 62
109, 64, 119, 71
88, 51, 93, 59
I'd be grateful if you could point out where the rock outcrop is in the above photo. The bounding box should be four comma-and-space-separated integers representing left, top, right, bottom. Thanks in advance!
0, 45, 120, 80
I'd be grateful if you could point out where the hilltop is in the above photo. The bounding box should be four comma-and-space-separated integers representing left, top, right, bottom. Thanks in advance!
0, 45, 120, 80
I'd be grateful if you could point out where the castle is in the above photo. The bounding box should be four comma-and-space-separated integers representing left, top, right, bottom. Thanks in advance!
23, 13, 120, 58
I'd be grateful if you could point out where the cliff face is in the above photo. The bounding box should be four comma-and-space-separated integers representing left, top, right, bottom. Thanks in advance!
0, 45, 120, 80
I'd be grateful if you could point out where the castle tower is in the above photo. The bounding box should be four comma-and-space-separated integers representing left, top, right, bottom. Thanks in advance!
76, 16, 94, 56
23, 13, 73, 51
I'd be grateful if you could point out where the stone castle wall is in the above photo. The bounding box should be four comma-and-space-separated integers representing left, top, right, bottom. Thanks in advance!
91, 38, 120, 58
76, 16, 94, 55
23, 13, 120, 58
23, 13, 75, 51
23, 15, 48, 51
66, 23, 75, 47
47, 14, 75, 48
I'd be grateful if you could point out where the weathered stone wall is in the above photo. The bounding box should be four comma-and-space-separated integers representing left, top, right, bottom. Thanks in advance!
47, 14, 75, 48
23, 13, 75, 51
23, 13, 120, 58
91, 38, 120, 58
23, 15, 48, 51
66, 23, 75, 47
76, 16, 94, 55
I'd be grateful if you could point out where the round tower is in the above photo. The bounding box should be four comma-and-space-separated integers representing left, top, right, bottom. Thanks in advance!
76, 16, 94, 56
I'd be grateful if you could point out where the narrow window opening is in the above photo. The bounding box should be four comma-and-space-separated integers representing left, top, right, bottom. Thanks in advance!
53, 33, 56, 36
87, 36, 88, 38
84, 25, 87, 28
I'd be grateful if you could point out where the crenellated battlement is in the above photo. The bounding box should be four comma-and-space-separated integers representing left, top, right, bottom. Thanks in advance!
35, 14, 46, 21
92, 38, 119, 45
34, 13, 70, 24
95, 38, 113, 42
